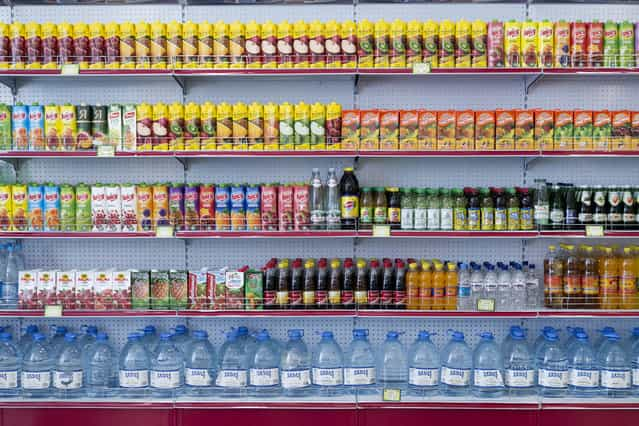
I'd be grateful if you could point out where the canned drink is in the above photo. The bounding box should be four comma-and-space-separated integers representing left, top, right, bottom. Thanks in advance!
199, 184, 214, 231
119, 22, 136, 69
108, 104, 122, 150
150, 21, 167, 69
28, 104, 44, 151
10, 22, 25, 70
122, 105, 137, 152
60, 184, 76, 232
278, 184, 294, 231
75, 183, 91, 232
135, 21, 151, 69
230, 185, 246, 231
152, 183, 169, 228
245, 184, 261, 231
27, 184, 44, 231
166, 21, 182, 69
0, 104, 10, 150
76, 104, 93, 150
11, 184, 27, 231
184, 184, 200, 231
216, 102, 232, 150
44, 104, 60, 151
104, 184, 121, 232
91, 184, 106, 232
25, 22, 41, 70
11, 104, 29, 151
92, 104, 108, 147
184, 102, 200, 150
43, 184, 60, 232
200, 102, 216, 151
58, 22, 74, 65
59, 104, 77, 151
215, 184, 231, 231
152, 102, 169, 151
0, 185, 10, 230
41, 22, 57, 69
89, 22, 105, 69
136, 184, 153, 231
168, 102, 184, 151
120, 184, 137, 232
293, 184, 310, 230
74, 22, 90, 69
136, 103, 153, 151
261, 184, 278, 231
105, 22, 120, 69
168, 183, 185, 230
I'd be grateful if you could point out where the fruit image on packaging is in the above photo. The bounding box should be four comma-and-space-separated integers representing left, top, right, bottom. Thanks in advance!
232, 102, 248, 150
134, 21, 151, 69
215, 184, 231, 231
150, 21, 167, 69
245, 20, 262, 68
293, 20, 309, 68
75, 183, 91, 232
60, 104, 77, 151
183, 102, 200, 151
105, 184, 122, 232
263, 102, 279, 151
293, 184, 310, 230
112, 270, 131, 309
438, 20, 455, 68
487, 20, 504, 67
455, 19, 471, 68
27, 184, 43, 231
0, 104, 10, 150
504, 20, 521, 67
571, 21, 587, 67
632, 111, 639, 149
437, 111, 455, 150
278, 184, 294, 231
374, 19, 390, 68
515, 110, 534, 150
380, 110, 399, 150
261, 20, 277, 69
59, 184, 75, 232
471, 20, 487, 68
43, 184, 60, 231
455, 110, 474, 150
248, 102, 264, 151
11, 184, 26, 231
588, 21, 604, 67
168, 102, 184, 151
277, 20, 293, 69
357, 19, 374, 69
325, 102, 341, 150
310, 102, 326, 149
400, 110, 419, 150
521, 20, 538, 67
166, 21, 182, 69
41, 22, 59, 69
475, 111, 495, 150
359, 110, 380, 151
619, 21, 635, 68
121, 184, 137, 232
554, 110, 574, 150
200, 101, 216, 151
152, 102, 169, 151
136, 103, 153, 151
279, 102, 294, 150
389, 19, 406, 68
341, 110, 360, 150
169, 270, 188, 310
182, 20, 198, 68
122, 104, 137, 151
216, 102, 233, 150
260, 184, 277, 231
131, 270, 150, 310
213, 20, 229, 69
294, 101, 311, 150
197, 22, 213, 69
418, 110, 437, 150
341, 20, 357, 69
183, 184, 199, 231
37, 270, 57, 307
604, 21, 619, 68
74, 22, 90, 70
25, 22, 42, 70
107, 104, 122, 150
495, 109, 515, 150
0, 185, 10, 230
28, 104, 44, 151
56, 270, 75, 309
12, 104, 28, 151
538, 20, 554, 68
534, 110, 554, 151
422, 20, 439, 68
169, 183, 184, 230
574, 110, 594, 150
406, 20, 422, 66
309, 20, 326, 68
152, 183, 169, 228
89, 22, 105, 70
10, 22, 25, 70
150, 270, 170, 310
554, 20, 570, 67
136, 184, 153, 231
198, 184, 214, 230
229, 21, 245, 69
119, 22, 135, 68
612, 110, 631, 150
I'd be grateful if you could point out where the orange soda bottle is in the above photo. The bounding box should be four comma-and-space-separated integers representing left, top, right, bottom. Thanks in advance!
445, 262, 458, 310
419, 260, 432, 310
619, 247, 637, 310
406, 261, 421, 310
431, 260, 446, 310
600, 246, 619, 310
580, 245, 600, 309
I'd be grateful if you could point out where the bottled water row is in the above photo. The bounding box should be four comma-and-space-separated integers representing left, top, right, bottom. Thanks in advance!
3, 323, 639, 399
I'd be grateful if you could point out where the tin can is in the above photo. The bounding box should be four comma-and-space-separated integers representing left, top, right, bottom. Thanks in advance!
215, 184, 231, 231
75, 183, 91, 232
76, 104, 93, 150
58, 22, 74, 65
25, 22, 41, 70
27, 184, 44, 231
105, 22, 120, 69
184, 184, 199, 231
200, 102, 216, 151
28, 104, 44, 151
245, 184, 261, 231
152, 183, 169, 228
571, 21, 587, 68
108, 104, 122, 150
44, 104, 60, 151
168, 102, 184, 151
104, 184, 121, 232
199, 184, 214, 231
0, 185, 10, 230
59, 104, 77, 151
41, 22, 57, 69
73, 22, 90, 69
230, 185, 246, 231
89, 22, 105, 69
43, 184, 60, 232
293, 184, 310, 230
168, 183, 185, 230
261, 184, 277, 231
12, 104, 28, 151
136, 103, 153, 151
120, 184, 137, 232
135, 21, 151, 69
184, 102, 200, 150
60, 184, 76, 232
150, 21, 167, 69
92, 104, 108, 147
136, 184, 153, 231
278, 184, 294, 231
11, 184, 27, 231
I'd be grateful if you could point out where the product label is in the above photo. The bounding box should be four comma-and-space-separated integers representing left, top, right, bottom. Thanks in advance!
427, 208, 440, 229
568, 368, 599, 388
468, 208, 480, 230
119, 369, 149, 388
441, 208, 453, 230
534, 205, 549, 222
150, 369, 181, 389
53, 370, 83, 390
374, 207, 387, 224
538, 369, 568, 388
340, 196, 359, 219
521, 207, 533, 229
22, 371, 50, 389
409, 367, 439, 386
344, 367, 376, 385
582, 276, 599, 296
250, 367, 280, 387
505, 369, 535, 388
550, 209, 565, 224
441, 367, 471, 387
401, 208, 414, 229
632, 368, 639, 386
601, 370, 631, 389
216, 369, 248, 388
185, 368, 212, 387
473, 369, 504, 387
545, 275, 563, 295
563, 276, 581, 295
281, 369, 311, 389
414, 208, 427, 229
359, 207, 372, 224
0, 370, 18, 389
494, 209, 507, 230
312, 367, 343, 386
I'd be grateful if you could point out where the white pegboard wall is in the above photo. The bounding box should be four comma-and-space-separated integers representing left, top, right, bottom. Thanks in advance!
526, 157, 639, 187
356, 3, 525, 22
529, 4, 639, 22
12, 5, 181, 23
527, 77, 639, 110
184, 4, 354, 24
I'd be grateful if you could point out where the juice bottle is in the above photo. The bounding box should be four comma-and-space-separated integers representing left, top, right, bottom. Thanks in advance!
600, 246, 619, 310
562, 244, 582, 309
431, 260, 445, 310
389, 19, 406, 68
419, 260, 432, 310
619, 246, 637, 309
406, 262, 420, 310
544, 244, 564, 308
374, 19, 390, 68
445, 262, 458, 310
581, 245, 600, 309
438, 20, 455, 68
455, 19, 471, 68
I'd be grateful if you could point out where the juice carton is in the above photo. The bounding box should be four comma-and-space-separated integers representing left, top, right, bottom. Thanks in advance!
75, 270, 94, 309
248, 102, 264, 151
310, 103, 326, 150
225, 269, 245, 310
12, 104, 28, 151
233, 102, 249, 150
184, 184, 200, 231
278, 185, 294, 231
553, 110, 574, 150
263, 102, 279, 151
152, 183, 169, 228
294, 101, 311, 150
538, 20, 554, 68
418, 110, 437, 150
406, 20, 422, 66
73, 22, 90, 70
571, 21, 587, 67
534, 110, 554, 152
91, 184, 106, 232
340, 20, 357, 69
279, 102, 294, 150
454, 110, 474, 151
94, 269, 114, 310
166, 21, 182, 69
122, 104, 137, 151
150, 270, 170, 309
245, 20, 262, 68
150, 21, 167, 69
119, 22, 135, 69
437, 111, 455, 150
588, 21, 604, 67
326, 102, 342, 150
130, 270, 150, 310
400, 110, 419, 150
37, 269, 57, 307
504, 20, 521, 67
197, 22, 213, 69
25, 22, 41, 70
43, 23, 60, 69
152, 103, 169, 151
612, 110, 631, 150
604, 21, 619, 68
229, 21, 245, 69
28, 104, 44, 151
359, 110, 380, 151
75, 183, 91, 231
216, 102, 233, 150
18, 270, 38, 310
200, 102, 216, 151
182, 21, 198, 68
319, 20, 335, 69
341, 110, 360, 150
27, 184, 43, 231
208, 268, 228, 310
422, 20, 439, 68
43, 184, 60, 231
198, 184, 214, 231
246, 185, 261, 231
0, 185, 10, 231
104, 184, 121, 232
471, 20, 487, 68
495, 110, 515, 150
183, 102, 200, 151
261, 20, 277, 69
487, 21, 504, 67
389, 19, 406, 68
438, 20, 455, 68
374, 19, 390, 68
277, 21, 293, 69
11, 184, 26, 231
574, 110, 594, 150
134, 21, 151, 70
168, 102, 184, 151
357, 19, 374, 69
44, 104, 58, 151
521, 20, 538, 68
187, 269, 208, 310
169, 270, 188, 310
293, 184, 309, 230
593, 111, 612, 151
56, 270, 75, 309
261, 184, 277, 231
475, 111, 495, 150
60, 104, 77, 151
10, 22, 25, 70
230, 185, 244, 231
245, 269, 264, 310
212, 20, 229, 69
554, 21, 570, 67
455, 19, 471, 68
515, 110, 535, 150
293, 20, 309, 69
120, 184, 137, 232
0, 24, 8, 70
136, 103, 153, 151
0, 103, 11, 150
59, 184, 75, 232
380, 110, 399, 151
215, 185, 231, 231
632, 111, 639, 149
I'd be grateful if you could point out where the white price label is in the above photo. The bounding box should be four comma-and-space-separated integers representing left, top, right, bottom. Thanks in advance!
312, 367, 343, 386
249, 368, 279, 387
281, 369, 311, 389
409, 367, 439, 387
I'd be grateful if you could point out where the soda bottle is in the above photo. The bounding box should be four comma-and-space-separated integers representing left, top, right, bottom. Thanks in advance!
419, 260, 433, 310
316, 258, 329, 309
339, 167, 359, 230
263, 260, 278, 310
593, 186, 607, 226
277, 259, 290, 309
607, 186, 622, 230
309, 168, 326, 230
367, 259, 382, 309
325, 168, 341, 230
380, 260, 395, 309
328, 259, 342, 309
341, 258, 355, 309
563, 245, 582, 309
373, 187, 388, 225
290, 259, 303, 309
394, 259, 407, 309
387, 188, 401, 229
544, 245, 564, 309
581, 246, 600, 309
445, 262, 458, 311
620, 247, 637, 310
578, 186, 594, 226
622, 186, 635, 229
534, 179, 550, 229
303, 259, 317, 309
506, 187, 520, 231
480, 188, 494, 231
354, 258, 368, 309
400, 188, 414, 230
493, 188, 507, 231
359, 187, 374, 230
406, 262, 420, 310
600, 247, 619, 310
467, 188, 480, 231
431, 261, 445, 310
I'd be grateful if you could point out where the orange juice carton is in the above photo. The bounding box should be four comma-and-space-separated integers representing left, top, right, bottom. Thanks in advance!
379, 110, 399, 150
341, 110, 360, 150
417, 110, 437, 150
612, 110, 631, 151
495, 109, 515, 150
553, 110, 574, 150
455, 110, 474, 150
515, 109, 535, 150
37, 269, 57, 307
475, 111, 495, 150
359, 110, 380, 151
631, 111, 639, 149
573, 110, 593, 150
437, 111, 456, 150
534, 109, 554, 152
399, 110, 419, 150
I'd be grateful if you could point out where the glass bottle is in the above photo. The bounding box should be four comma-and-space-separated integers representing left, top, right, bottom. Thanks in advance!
413, 188, 427, 230
480, 187, 494, 231
533, 178, 549, 229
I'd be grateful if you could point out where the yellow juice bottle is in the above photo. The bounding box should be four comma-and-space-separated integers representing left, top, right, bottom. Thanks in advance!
620, 247, 637, 309
213, 20, 229, 69
406, 262, 420, 310
374, 19, 390, 68
445, 262, 458, 310
419, 260, 432, 310
600, 247, 619, 310
431, 261, 445, 310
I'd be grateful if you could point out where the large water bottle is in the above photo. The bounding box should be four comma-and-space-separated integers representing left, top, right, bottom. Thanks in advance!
53, 333, 84, 398
472, 332, 505, 397
598, 332, 631, 398
407, 330, 440, 396
118, 333, 150, 398
312, 331, 344, 397
470, 263, 485, 310
440, 330, 472, 396
631, 337, 639, 395
49, 326, 69, 359
85, 332, 117, 397
503, 328, 535, 396
457, 263, 472, 311
0, 244, 6, 308
502, 325, 522, 357
183, 330, 216, 397
2, 244, 18, 309
344, 329, 377, 395
534, 327, 557, 355
22, 333, 51, 398
140, 325, 159, 352
0, 333, 20, 397
496, 264, 512, 311
78, 325, 98, 353
248, 330, 281, 397
564, 327, 585, 353
567, 331, 599, 397
150, 332, 184, 398
13, 242, 25, 271
378, 331, 408, 392
594, 327, 616, 354
237, 326, 257, 366
525, 264, 540, 308
280, 329, 312, 396
536, 330, 568, 397
18, 325, 38, 355
510, 263, 526, 311
217, 331, 248, 397
483, 264, 498, 306
172, 325, 192, 355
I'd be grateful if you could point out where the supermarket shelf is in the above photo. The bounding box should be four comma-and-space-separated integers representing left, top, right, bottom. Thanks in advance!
0, 150, 359, 158
539, 230, 639, 238
179, 309, 357, 317
541, 399, 639, 409
175, 230, 359, 238
0, 309, 177, 317
0, 399, 174, 409
358, 310, 538, 318
361, 231, 539, 238
358, 396, 539, 410
358, 150, 538, 157
0, 231, 156, 239
537, 310, 639, 317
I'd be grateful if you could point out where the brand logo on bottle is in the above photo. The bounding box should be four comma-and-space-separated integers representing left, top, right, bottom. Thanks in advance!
29, 110, 43, 121
13, 111, 26, 121
540, 28, 553, 38
28, 191, 42, 202
45, 192, 59, 202
61, 192, 73, 202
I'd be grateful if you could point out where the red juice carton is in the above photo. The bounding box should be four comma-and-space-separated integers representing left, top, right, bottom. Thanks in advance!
37, 269, 57, 307
104, 184, 122, 232
112, 269, 131, 309
75, 270, 94, 309
120, 184, 137, 232
260, 184, 278, 231
91, 184, 107, 232
94, 269, 113, 310
207, 268, 227, 310
18, 270, 38, 310
225, 268, 245, 310
278, 184, 294, 231
188, 268, 209, 309
245, 269, 263, 310
293, 184, 310, 230
55, 270, 76, 309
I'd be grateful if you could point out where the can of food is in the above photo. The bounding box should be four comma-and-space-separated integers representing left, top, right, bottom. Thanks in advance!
60, 184, 76, 232
12, 104, 29, 151
28, 104, 44, 151
75, 183, 91, 232
91, 104, 107, 147
76, 103, 93, 150
168, 183, 185, 230
136, 184, 153, 231
184, 184, 199, 231
27, 184, 44, 231
44, 104, 59, 151
152, 183, 169, 228
43, 183, 60, 231
215, 184, 231, 231
230, 184, 246, 231
11, 184, 27, 231
199, 184, 214, 231
59, 104, 77, 151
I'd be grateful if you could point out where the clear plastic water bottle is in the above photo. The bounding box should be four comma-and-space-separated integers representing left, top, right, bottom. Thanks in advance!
78, 325, 98, 353
564, 327, 585, 353
312, 331, 344, 397
49, 326, 68, 359
325, 167, 341, 230
248, 330, 281, 397
22, 333, 51, 398
483, 264, 498, 306
534, 327, 557, 355
503, 328, 535, 396
497, 264, 512, 311
172, 325, 192, 355
236, 326, 257, 366
118, 333, 150, 398
13, 242, 25, 271
502, 325, 522, 357
457, 263, 472, 311
184, 330, 216, 397
280, 329, 312, 397
510, 263, 526, 311
630, 337, 639, 395
594, 327, 616, 353
470, 263, 485, 310
150, 332, 184, 398
536, 330, 568, 397
0, 244, 7, 308
408, 330, 440, 396
378, 331, 408, 392
2, 244, 18, 309
598, 332, 631, 398
472, 331, 505, 397
217, 331, 248, 397
567, 331, 599, 397
85, 332, 116, 398
344, 329, 377, 395
140, 325, 159, 352
53, 333, 84, 398
0, 333, 20, 397
440, 330, 472, 396
310, 168, 326, 230
525, 264, 540, 309
18, 325, 38, 354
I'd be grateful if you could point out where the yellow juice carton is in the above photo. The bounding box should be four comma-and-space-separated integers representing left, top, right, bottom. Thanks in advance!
59, 104, 77, 151
340, 20, 357, 69
422, 20, 439, 68
73, 22, 90, 70
504, 20, 521, 67
11, 184, 26, 231
152, 102, 168, 151
0, 24, 9, 69
136, 103, 153, 151
326, 102, 342, 150
538, 20, 554, 68
135, 21, 151, 70
104, 22, 120, 69
277, 21, 293, 69
216, 102, 233, 150
182, 20, 198, 68
168, 102, 184, 151
229, 21, 245, 69
200, 102, 216, 151
310, 103, 326, 150
0, 185, 11, 231
245, 20, 262, 68
279, 102, 294, 150
9, 23, 25, 70
406, 20, 422, 66
25, 22, 42, 70
232, 102, 248, 150
150, 21, 167, 70
213, 20, 229, 69
308, 20, 325, 69
374, 19, 390, 68
119, 22, 136, 69
471, 20, 487, 68
261, 20, 277, 69
294, 101, 311, 150
88, 22, 104, 70
248, 102, 264, 151
263, 102, 279, 151
455, 19, 472, 68
390, 19, 406, 68
184, 102, 200, 151
521, 20, 538, 68
198, 22, 213, 69
438, 20, 455, 68
293, 20, 309, 69
357, 19, 374, 69
166, 21, 182, 69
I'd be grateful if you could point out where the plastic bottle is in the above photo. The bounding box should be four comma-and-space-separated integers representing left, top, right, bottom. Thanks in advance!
483, 263, 498, 305
325, 167, 341, 230
339, 167, 359, 229
440, 330, 472, 396
312, 331, 344, 397
280, 329, 312, 397
502, 325, 522, 358
140, 325, 159, 352
22, 333, 51, 398
631, 337, 639, 394
310, 168, 326, 230
457, 263, 471, 311
378, 331, 408, 392
567, 331, 599, 397
544, 245, 564, 309
497, 264, 512, 311
564, 327, 585, 353
525, 263, 540, 309
49, 326, 69, 359
536, 330, 568, 397
431, 261, 445, 310
150, 332, 184, 398
248, 330, 281, 397
0, 333, 19, 397
393, 259, 407, 309
344, 329, 377, 395
14, 242, 25, 271
53, 333, 84, 398
184, 330, 216, 397
172, 325, 192, 355
118, 333, 150, 398
408, 331, 440, 396
503, 328, 535, 396
406, 262, 420, 310
534, 326, 557, 356
511, 263, 527, 311
217, 331, 248, 397
419, 260, 432, 310
620, 247, 638, 309
470, 263, 485, 310
472, 332, 505, 397
237, 326, 257, 366
78, 325, 98, 353
18, 325, 38, 354
2, 244, 18, 308
598, 332, 632, 398
594, 326, 617, 352
85, 332, 117, 398
600, 247, 619, 310
445, 262, 458, 311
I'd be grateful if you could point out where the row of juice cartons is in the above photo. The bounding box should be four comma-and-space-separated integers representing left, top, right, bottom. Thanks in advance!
0, 19, 637, 70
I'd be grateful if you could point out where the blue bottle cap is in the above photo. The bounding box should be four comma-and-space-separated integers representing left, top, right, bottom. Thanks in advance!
96, 332, 108, 341
633, 327, 639, 337
237, 326, 249, 336
0, 332, 12, 341
26, 325, 38, 334
450, 330, 465, 341
64, 333, 77, 342
127, 333, 143, 341
174, 325, 188, 335
575, 331, 589, 341
320, 331, 334, 340
55, 326, 68, 335
417, 330, 434, 340
86, 325, 98, 335
511, 329, 525, 340
544, 330, 559, 342
193, 330, 208, 340
288, 329, 303, 340
479, 331, 494, 340
32, 333, 46, 342
143, 325, 156, 334
256, 330, 271, 341
225, 331, 238, 342
459, 263, 468, 270
598, 326, 615, 334
386, 331, 401, 340
160, 333, 173, 341
604, 332, 620, 341
353, 329, 369, 339
510, 325, 522, 332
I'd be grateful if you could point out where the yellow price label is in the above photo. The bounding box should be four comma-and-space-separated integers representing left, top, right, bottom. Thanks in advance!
97, 145, 115, 157
477, 298, 496, 312
155, 226, 174, 238
412, 62, 432, 74
372, 225, 391, 237
44, 305, 63, 317
383, 388, 402, 401
585, 225, 604, 237
61, 64, 80, 75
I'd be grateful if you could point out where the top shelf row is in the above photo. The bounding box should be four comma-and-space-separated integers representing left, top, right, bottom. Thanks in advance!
8, 0, 639, 4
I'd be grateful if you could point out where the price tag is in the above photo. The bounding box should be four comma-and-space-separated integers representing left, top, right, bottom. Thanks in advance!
477, 298, 496, 312
155, 226, 174, 238
61, 64, 80, 75
372, 225, 391, 237
97, 145, 115, 157
383, 388, 402, 401
44, 305, 63, 317
585, 225, 604, 237
412, 62, 431, 74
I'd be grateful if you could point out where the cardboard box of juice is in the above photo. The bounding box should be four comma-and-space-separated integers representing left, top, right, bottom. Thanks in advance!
169, 269, 188, 310
593, 110, 612, 151
475, 111, 495, 150
188, 269, 209, 310
55, 270, 76, 309
359, 110, 380, 151
112, 269, 131, 309
495, 110, 515, 150
150, 270, 170, 310
573, 110, 593, 150
18, 270, 38, 310
130, 270, 149, 310
245, 269, 263, 310
341, 110, 360, 150
225, 269, 245, 310
418, 110, 437, 151
437, 111, 455, 150
399, 110, 419, 151
207, 268, 228, 310
94, 269, 113, 310
632, 111, 639, 149
515, 110, 535, 150
534, 109, 554, 152
612, 110, 631, 151
379, 110, 399, 151
455, 110, 474, 150
553, 110, 574, 150
75, 270, 94, 309
36, 269, 57, 307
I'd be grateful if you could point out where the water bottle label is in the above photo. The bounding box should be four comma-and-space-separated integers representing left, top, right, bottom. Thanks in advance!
440, 367, 470, 387
601, 370, 631, 389
568, 369, 599, 388
414, 208, 427, 230
312, 367, 343, 386
408, 367, 439, 386
458, 286, 471, 297
344, 367, 376, 385
22, 371, 51, 389
281, 369, 311, 389
633, 368, 639, 386
505, 369, 535, 388
53, 370, 83, 390
250, 367, 280, 387
538, 369, 568, 389
401, 209, 414, 230
119, 369, 149, 388
150, 370, 181, 389
185, 368, 212, 387
473, 369, 504, 387
441, 208, 453, 230
216, 369, 247, 388
427, 208, 440, 230
0, 370, 17, 388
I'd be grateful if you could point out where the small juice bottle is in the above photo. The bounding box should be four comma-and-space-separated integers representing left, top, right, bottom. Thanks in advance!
619, 247, 637, 309
445, 262, 458, 310
431, 260, 445, 310
600, 246, 619, 310
406, 262, 420, 310
419, 260, 432, 310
